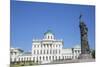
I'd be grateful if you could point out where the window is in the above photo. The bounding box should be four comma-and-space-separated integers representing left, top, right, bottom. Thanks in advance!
19, 58, 20, 61
56, 56, 57, 60
65, 56, 66, 59
41, 45, 42, 48
52, 56, 54, 60
59, 50, 60, 54
59, 56, 60, 60
37, 57, 38, 61
40, 50, 42, 54
49, 56, 51, 60
50, 44, 52, 48
50, 50, 52, 54
56, 45, 57, 47
48, 36, 49, 39
44, 44, 46, 48
56, 50, 57, 54
34, 45, 36, 48
27, 57, 28, 61
37, 50, 39, 54
10, 52, 12, 55
44, 50, 45, 54
63, 56, 64, 59
34, 50, 35, 54
78, 50, 80, 53
51, 36, 52, 39
33, 57, 35, 62
53, 50, 55, 54
24, 57, 25, 61
75, 56, 77, 58
15, 52, 17, 55
47, 50, 49, 54
37, 45, 39, 48
40, 56, 41, 61
46, 56, 48, 60
21, 58, 23, 61
43, 56, 45, 60
59, 44, 60, 47
47, 44, 49, 47
75, 50, 77, 53
30, 57, 31, 60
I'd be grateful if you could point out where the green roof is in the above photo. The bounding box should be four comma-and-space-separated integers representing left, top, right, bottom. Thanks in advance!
44, 30, 53, 35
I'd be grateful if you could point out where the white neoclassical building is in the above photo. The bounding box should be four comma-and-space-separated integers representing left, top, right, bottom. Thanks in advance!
10, 30, 81, 64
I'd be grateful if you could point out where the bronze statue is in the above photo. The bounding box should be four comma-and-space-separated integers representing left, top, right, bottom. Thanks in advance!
79, 14, 90, 54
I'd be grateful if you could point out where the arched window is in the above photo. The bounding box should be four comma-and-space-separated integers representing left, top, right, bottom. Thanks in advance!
50, 44, 52, 48
59, 56, 60, 60
24, 57, 26, 61
65, 56, 66, 59
34, 50, 35, 54
78, 50, 80, 53
34, 45, 36, 48
38, 45, 39, 47
40, 56, 41, 61
50, 50, 52, 54
27, 57, 28, 61
10, 52, 12, 55
75, 56, 77, 58
47, 50, 48, 54
46, 56, 48, 60
75, 50, 77, 53
56, 56, 57, 60
15, 52, 17, 55
49, 56, 51, 60
56, 50, 57, 54
59, 50, 60, 54
44, 44, 46, 48
53, 50, 54, 54
59, 44, 60, 47
43, 56, 45, 60
44, 50, 46, 54
37, 57, 38, 61
47, 44, 49, 47
51, 36, 52, 39
41, 45, 42, 48
63, 56, 64, 59
48, 36, 49, 39
40, 50, 42, 54
52, 56, 54, 60
30, 57, 31, 61
56, 45, 57, 47
19, 58, 20, 61
21, 58, 23, 61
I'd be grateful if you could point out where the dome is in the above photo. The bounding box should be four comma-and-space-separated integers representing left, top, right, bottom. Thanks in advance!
44, 30, 54, 40
44, 30, 53, 35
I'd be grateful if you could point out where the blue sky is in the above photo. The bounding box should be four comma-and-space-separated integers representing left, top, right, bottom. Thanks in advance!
11, 0, 95, 52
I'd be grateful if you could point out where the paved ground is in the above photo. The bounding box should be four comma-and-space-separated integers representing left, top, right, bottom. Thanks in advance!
43, 59, 95, 65
20, 59, 95, 67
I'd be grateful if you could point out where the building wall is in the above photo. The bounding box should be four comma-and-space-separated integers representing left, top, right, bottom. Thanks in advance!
32, 40, 63, 63
10, 31, 81, 64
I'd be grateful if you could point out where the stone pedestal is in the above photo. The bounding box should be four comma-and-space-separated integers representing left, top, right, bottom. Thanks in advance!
78, 54, 92, 59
